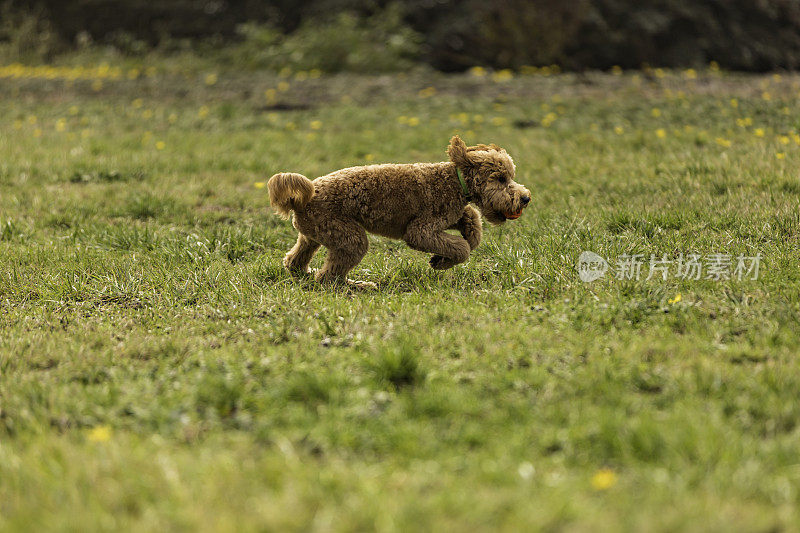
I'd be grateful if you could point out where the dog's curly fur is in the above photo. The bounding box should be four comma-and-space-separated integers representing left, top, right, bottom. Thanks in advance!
268, 135, 531, 286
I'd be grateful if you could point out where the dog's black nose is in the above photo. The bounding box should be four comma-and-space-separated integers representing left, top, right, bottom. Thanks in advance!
521, 195, 531, 206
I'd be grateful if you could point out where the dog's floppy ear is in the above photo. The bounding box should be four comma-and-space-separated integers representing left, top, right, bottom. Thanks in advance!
447, 135, 473, 169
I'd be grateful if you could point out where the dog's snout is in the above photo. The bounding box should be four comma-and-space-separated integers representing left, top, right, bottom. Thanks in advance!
521, 195, 531, 206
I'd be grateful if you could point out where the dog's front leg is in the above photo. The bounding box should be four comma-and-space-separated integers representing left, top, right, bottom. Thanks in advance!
404, 220, 470, 270
450, 205, 482, 251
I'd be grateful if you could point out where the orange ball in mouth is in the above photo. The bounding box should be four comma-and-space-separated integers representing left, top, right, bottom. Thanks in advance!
504, 209, 523, 220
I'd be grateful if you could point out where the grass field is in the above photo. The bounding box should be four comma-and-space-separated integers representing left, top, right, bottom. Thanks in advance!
2, 64, 800, 531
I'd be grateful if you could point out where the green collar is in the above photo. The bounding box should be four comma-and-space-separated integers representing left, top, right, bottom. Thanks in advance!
455, 166, 470, 199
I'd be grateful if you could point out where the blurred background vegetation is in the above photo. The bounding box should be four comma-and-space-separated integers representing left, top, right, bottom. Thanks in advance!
3, 0, 800, 72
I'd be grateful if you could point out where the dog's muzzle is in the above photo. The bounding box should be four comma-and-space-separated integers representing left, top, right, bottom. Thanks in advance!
503, 194, 531, 220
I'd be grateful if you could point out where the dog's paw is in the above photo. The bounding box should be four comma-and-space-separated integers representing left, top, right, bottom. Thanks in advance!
347, 279, 378, 290
430, 255, 456, 270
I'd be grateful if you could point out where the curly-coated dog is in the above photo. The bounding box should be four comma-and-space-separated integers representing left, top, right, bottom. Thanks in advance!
268, 135, 531, 287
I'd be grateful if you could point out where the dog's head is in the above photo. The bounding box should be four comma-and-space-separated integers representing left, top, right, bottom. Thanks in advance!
447, 135, 531, 225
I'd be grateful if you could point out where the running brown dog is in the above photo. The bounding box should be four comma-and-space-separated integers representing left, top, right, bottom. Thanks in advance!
268, 135, 531, 287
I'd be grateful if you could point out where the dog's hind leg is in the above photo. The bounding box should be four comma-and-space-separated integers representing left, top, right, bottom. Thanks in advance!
313, 219, 374, 288
283, 234, 320, 275
404, 219, 470, 270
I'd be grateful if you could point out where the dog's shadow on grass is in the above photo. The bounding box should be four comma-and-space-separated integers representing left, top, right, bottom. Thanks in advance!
266, 268, 497, 295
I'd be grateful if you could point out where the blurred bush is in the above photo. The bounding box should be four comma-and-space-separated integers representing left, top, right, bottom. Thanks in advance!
0, 1, 63, 61
228, 5, 421, 72
4, 0, 800, 71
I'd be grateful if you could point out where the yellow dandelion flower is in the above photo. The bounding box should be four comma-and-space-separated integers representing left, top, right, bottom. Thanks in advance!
204, 73, 218, 85
469, 66, 487, 77
655, 128, 667, 139
792, 133, 800, 145
762, 91, 771, 101
754, 128, 765, 137
254, 182, 266, 189
309, 120, 322, 130
408, 117, 420, 127
285, 121, 296, 130
397, 115, 408, 125
168, 113, 178, 124
304, 132, 317, 141
779, 135, 790, 145
69, 105, 79, 115
715, 137, 732, 147
87, 425, 112, 442
683, 68, 697, 80
611, 65, 622, 75
777, 152, 786, 160
55, 118, 67, 132
27, 115, 37, 125
491, 117, 506, 126
668, 293, 682, 304
294, 71, 308, 81
492, 69, 514, 82
308, 69, 322, 79
773, 73, 782, 82
155, 141, 165, 150
365, 153, 375, 162
473, 114, 484, 123
13, 119, 22, 130
743, 117, 753, 126
264, 88, 277, 103
141, 109, 153, 119
592, 468, 617, 490
198, 106, 210, 118
651, 108, 662, 117
782, 106, 791, 115
127, 68, 140, 80
735, 118, 747, 128
418, 86, 437, 98
709, 61, 720, 72
33, 128, 42, 138
541, 112, 557, 127
81, 129, 91, 139
655, 68, 665, 78
91, 79, 103, 91
614, 125, 624, 135
132, 98, 143, 109
729, 98, 738, 108
277, 81, 290, 92
278, 67, 292, 78
590, 123, 599, 131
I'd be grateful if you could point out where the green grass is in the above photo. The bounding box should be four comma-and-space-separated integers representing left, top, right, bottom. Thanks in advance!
2, 66, 800, 531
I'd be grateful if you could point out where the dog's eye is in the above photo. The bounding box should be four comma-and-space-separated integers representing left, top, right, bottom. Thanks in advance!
493, 173, 507, 183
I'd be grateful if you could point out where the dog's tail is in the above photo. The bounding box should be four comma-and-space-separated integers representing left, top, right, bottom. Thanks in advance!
267, 172, 315, 218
